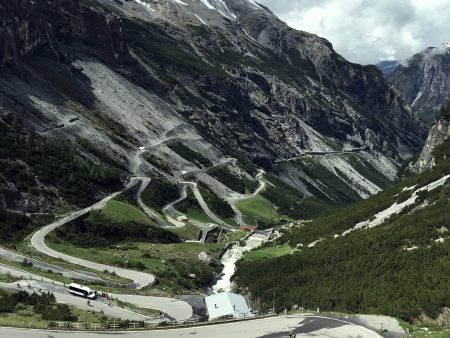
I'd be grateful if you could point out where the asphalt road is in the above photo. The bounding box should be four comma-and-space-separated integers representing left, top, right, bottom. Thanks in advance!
0, 264, 150, 321
162, 183, 188, 227
0, 264, 192, 321
111, 293, 193, 321
30, 178, 157, 289
0, 315, 384, 338
161, 157, 238, 228
274, 148, 376, 164
227, 170, 266, 226
135, 176, 170, 227
0, 246, 107, 285
182, 182, 229, 227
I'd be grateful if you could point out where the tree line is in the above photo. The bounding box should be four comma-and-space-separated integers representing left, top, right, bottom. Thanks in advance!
0, 114, 123, 207
55, 211, 181, 248
0, 290, 76, 321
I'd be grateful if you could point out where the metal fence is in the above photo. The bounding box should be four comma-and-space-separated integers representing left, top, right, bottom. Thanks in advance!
46, 312, 276, 331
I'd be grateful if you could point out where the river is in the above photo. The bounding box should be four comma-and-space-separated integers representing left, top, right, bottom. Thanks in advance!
212, 233, 269, 293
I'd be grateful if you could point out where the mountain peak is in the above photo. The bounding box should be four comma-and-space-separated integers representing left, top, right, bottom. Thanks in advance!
389, 45, 450, 123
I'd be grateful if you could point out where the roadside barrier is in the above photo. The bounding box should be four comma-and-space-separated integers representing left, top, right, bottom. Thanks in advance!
45, 312, 276, 331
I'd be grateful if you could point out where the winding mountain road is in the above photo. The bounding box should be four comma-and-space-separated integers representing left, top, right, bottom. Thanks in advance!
182, 182, 230, 227
161, 158, 238, 228
0, 264, 155, 321
30, 178, 156, 289
136, 177, 170, 227
20, 177, 194, 320
274, 147, 378, 164
227, 170, 266, 226
0, 246, 108, 286
161, 184, 188, 227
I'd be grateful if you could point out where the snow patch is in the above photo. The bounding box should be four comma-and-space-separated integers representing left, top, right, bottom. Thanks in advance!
199, 0, 236, 20
245, 0, 261, 8
342, 174, 450, 236
194, 14, 208, 25
200, 0, 214, 9
133, 0, 155, 11
308, 239, 322, 248
402, 185, 417, 192
411, 91, 422, 107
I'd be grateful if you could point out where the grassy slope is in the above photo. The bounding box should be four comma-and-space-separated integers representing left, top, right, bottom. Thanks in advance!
244, 244, 293, 262
46, 241, 221, 273
183, 208, 215, 224
174, 189, 215, 224
261, 174, 332, 220
0, 303, 116, 329
45, 238, 225, 294
235, 195, 282, 226
102, 200, 152, 225
167, 223, 200, 241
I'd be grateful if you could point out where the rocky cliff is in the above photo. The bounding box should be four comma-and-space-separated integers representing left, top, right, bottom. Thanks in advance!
0, 0, 427, 214
389, 44, 450, 123
0, 0, 128, 68
412, 103, 450, 173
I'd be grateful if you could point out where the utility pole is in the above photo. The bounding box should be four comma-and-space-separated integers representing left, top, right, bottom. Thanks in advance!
273, 291, 275, 314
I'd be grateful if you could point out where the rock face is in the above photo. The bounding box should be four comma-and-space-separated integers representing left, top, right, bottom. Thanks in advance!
0, 0, 127, 68
412, 115, 450, 173
0, 0, 428, 212
389, 44, 450, 123
198, 252, 212, 265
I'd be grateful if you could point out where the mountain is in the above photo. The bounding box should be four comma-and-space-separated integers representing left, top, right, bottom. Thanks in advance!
235, 106, 450, 323
376, 60, 399, 75
389, 44, 450, 123
411, 103, 450, 173
0, 0, 426, 221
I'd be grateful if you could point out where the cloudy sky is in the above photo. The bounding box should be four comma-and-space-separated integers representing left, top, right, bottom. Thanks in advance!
257, 0, 450, 65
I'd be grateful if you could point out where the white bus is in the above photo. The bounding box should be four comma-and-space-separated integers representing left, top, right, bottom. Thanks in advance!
68, 283, 97, 299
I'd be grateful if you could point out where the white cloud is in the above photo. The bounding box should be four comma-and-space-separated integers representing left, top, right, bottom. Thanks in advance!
257, 0, 450, 64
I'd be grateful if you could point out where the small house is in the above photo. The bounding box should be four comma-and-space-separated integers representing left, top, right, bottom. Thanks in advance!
204, 292, 252, 321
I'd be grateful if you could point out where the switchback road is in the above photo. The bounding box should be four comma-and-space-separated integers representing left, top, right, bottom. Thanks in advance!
30, 178, 156, 289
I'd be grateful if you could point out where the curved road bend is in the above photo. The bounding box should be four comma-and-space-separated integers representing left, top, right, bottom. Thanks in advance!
161, 157, 238, 228
0, 246, 108, 285
135, 177, 170, 227
30, 178, 156, 289
24, 177, 194, 320
111, 293, 192, 321
0, 264, 151, 321
0, 314, 384, 338
227, 170, 266, 227
0, 263, 192, 321
162, 181, 230, 229
161, 184, 188, 227
181, 182, 229, 227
